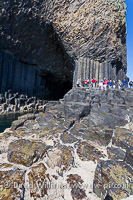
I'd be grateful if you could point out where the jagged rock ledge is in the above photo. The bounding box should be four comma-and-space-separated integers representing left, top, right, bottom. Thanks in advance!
0, 88, 133, 200
0, 90, 46, 115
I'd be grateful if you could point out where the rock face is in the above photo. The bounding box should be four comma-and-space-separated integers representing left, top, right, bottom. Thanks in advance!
93, 160, 132, 200
0, 90, 46, 114
0, 169, 25, 200
8, 139, 48, 167
0, 88, 132, 200
0, 0, 127, 97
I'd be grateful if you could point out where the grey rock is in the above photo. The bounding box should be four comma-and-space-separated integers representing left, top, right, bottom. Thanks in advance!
93, 160, 132, 199
60, 132, 78, 144
8, 139, 48, 167
107, 147, 126, 161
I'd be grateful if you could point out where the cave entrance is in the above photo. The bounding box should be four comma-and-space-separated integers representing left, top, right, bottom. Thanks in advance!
36, 23, 74, 100
0, 22, 74, 100
40, 72, 73, 100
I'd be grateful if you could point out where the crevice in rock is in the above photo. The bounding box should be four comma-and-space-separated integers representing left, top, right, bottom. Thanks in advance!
104, 194, 113, 200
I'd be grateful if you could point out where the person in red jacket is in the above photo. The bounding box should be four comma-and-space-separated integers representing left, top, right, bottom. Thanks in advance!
103, 78, 109, 90
92, 78, 97, 87
85, 79, 88, 87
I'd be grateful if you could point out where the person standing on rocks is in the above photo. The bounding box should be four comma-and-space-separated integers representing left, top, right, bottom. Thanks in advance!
81, 80, 84, 87
85, 79, 88, 87
108, 80, 112, 89
99, 80, 104, 90
76, 79, 81, 87
112, 80, 116, 89
123, 78, 126, 88
103, 78, 109, 90
125, 76, 129, 88
118, 80, 122, 89
129, 80, 133, 88
92, 78, 97, 88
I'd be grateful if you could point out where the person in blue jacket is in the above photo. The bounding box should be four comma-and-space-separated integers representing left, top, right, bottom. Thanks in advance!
108, 80, 112, 88
123, 79, 126, 88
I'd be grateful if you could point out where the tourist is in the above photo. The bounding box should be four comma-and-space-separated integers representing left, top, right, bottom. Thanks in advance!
103, 78, 109, 90
118, 80, 122, 89
81, 80, 84, 87
125, 76, 129, 88
99, 80, 103, 90
76, 79, 81, 87
129, 80, 133, 88
108, 80, 112, 89
87, 79, 90, 85
85, 79, 88, 87
92, 78, 97, 87
112, 80, 116, 89
123, 79, 126, 88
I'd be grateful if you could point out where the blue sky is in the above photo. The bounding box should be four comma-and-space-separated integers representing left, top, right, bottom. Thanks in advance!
126, 0, 133, 80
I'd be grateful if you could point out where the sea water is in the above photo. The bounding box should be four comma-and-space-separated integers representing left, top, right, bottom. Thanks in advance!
0, 113, 24, 133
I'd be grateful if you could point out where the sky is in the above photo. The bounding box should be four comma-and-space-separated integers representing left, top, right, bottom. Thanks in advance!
126, 0, 133, 80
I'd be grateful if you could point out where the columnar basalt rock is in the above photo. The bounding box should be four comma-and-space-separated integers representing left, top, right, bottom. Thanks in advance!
0, 0, 127, 97
0, 88, 133, 199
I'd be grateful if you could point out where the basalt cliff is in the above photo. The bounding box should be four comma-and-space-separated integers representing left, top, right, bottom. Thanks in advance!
0, 2, 132, 200
0, 0, 127, 98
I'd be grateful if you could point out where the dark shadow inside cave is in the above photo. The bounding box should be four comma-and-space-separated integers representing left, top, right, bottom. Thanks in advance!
0, 23, 74, 100
36, 23, 74, 100
40, 72, 73, 100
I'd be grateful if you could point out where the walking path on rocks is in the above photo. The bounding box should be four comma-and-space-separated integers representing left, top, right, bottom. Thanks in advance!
0, 88, 133, 200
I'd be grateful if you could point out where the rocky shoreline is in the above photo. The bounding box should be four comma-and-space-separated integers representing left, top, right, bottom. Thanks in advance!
0, 88, 133, 200
0, 90, 46, 115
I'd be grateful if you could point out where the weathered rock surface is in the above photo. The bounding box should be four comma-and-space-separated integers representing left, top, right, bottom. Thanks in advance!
93, 160, 133, 200
0, 169, 25, 200
112, 128, 133, 166
76, 141, 106, 162
0, 88, 133, 200
67, 174, 87, 200
47, 145, 74, 175
107, 146, 126, 161
8, 139, 48, 167
0, 0, 127, 66
0, 91, 46, 114
28, 163, 49, 199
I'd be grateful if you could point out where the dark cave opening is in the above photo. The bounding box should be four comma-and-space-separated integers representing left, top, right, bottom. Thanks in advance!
40, 73, 73, 100
36, 23, 74, 100
0, 22, 74, 100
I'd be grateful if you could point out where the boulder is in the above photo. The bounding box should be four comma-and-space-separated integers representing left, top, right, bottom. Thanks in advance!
8, 139, 48, 167
0, 169, 25, 200
93, 160, 133, 200
28, 163, 49, 199
112, 128, 133, 150
47, 145, 73, 174
107, 147, 126, 161
70, 123, 113, 146
60, 132, 78, 144
67, 174, 87, 200
11, 119, 26, 130
64, 102, 91, 120
75, 141, 106, 162
88, 111, 128, 129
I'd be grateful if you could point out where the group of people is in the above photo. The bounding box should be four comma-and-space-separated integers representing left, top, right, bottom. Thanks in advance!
76, 77, 133, 90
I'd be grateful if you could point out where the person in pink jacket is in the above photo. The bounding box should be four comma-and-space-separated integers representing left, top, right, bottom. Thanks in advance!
103, 78, 109, 90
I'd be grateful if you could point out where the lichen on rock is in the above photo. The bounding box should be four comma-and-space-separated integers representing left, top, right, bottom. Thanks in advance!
7, 139, 48, 167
